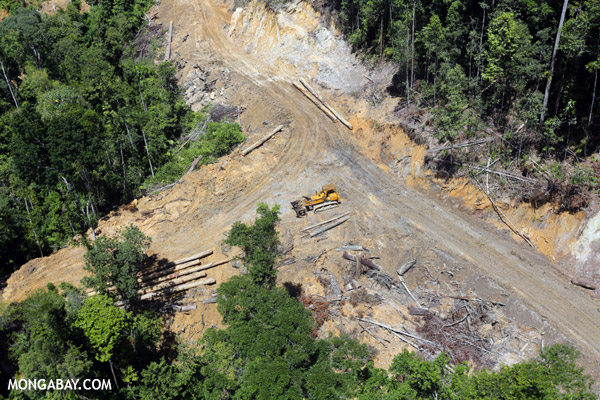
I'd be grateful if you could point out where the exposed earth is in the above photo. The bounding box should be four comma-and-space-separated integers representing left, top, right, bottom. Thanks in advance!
3, 0, 600, 387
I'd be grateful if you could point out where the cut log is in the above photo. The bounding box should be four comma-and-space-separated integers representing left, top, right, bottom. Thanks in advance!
203, 296, 218, 304
397, 259, 416, 277
571, 278, 597, 291
409, 306, 428, 316
141, 278, 216, 300
139, 249, 214, 279
171, 249, 214, 266
141, 271, 208, 294
309, 215, 350, 237
342, 251, 382, 271
299, 78, 353, 130
241, 125, 284, 156
170, 304, 197, 312
139, 258, 202, 283
292, 81, 337, 122
140, 258, 228, 287
164, 21, 173, 61
301, 212, 350, 232
334, 245, 364, 252
139, 265, 200, 287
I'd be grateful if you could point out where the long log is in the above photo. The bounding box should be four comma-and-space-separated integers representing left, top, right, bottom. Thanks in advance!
292, 81, 337, 122
141, 270, 208, 294
241, 125, 284, 156
141, 278, 216, 300
139, 249, 213, 279
309, 215, 350, 237
164, 21, 173, 61
301, 212, 350, 232
139, 258, 202, 283
299, 78, 353, 130
140, 262, 211, 287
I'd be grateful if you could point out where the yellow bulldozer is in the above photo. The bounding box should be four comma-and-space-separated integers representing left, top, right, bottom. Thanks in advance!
291, 184, 341, 217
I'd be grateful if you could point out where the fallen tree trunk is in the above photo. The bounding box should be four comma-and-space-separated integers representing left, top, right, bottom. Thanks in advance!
164, 21, 173, 61
182, 154, 203, 178
299, 78, 353, 130
292, 81, 337, 122
309, 215, 350, 237
241, 125, 284, 156
301, 212, 350, 232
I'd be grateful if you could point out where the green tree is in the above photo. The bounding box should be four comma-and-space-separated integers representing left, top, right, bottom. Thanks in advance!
224, 203, 281, 288
82, 225, 151, 303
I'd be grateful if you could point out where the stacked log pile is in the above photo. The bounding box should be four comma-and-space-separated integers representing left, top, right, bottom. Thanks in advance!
87, 249, 229, 302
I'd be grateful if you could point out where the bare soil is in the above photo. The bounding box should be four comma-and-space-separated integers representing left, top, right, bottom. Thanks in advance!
3, 0, 600, 387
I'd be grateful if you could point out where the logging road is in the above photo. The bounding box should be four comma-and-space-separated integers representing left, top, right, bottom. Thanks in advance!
3, 0, 599, 379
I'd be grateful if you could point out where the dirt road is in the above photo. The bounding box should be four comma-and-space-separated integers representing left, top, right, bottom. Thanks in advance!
170, 0, 600, 371
4, 0, 599, 379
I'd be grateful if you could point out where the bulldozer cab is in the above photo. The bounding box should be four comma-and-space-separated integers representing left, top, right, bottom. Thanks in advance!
321, 184, 339, 202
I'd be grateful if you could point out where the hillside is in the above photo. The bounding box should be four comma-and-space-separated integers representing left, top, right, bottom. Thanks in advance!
2, 0, 600, 389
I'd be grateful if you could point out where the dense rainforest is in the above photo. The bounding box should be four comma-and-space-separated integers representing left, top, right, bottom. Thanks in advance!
0, 0, 243, 275
321, 0, 599, 210
0, 205, 596, 399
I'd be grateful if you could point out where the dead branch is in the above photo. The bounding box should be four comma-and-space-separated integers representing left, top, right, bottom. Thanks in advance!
358, 317, 434, 345
398, 275, 421, 306
427, 138, 493, 153
358, 321, 390, 347
473, 177, 535, 248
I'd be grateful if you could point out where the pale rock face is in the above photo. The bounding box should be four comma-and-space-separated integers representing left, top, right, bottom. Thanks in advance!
571, 210, 600, 269
227, 0, 370, 92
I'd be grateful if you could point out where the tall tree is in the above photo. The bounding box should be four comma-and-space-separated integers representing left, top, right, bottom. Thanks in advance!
541, 0, 569, 122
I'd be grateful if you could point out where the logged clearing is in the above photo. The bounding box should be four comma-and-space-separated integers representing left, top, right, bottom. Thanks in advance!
3, 0, 600, 380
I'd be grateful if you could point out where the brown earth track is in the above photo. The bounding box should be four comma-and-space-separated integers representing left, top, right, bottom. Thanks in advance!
3, 0, 600, 381
176, 0, 600, 372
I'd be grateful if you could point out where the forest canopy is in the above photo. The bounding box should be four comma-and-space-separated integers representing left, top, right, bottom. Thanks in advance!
0, 0, 242, 274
